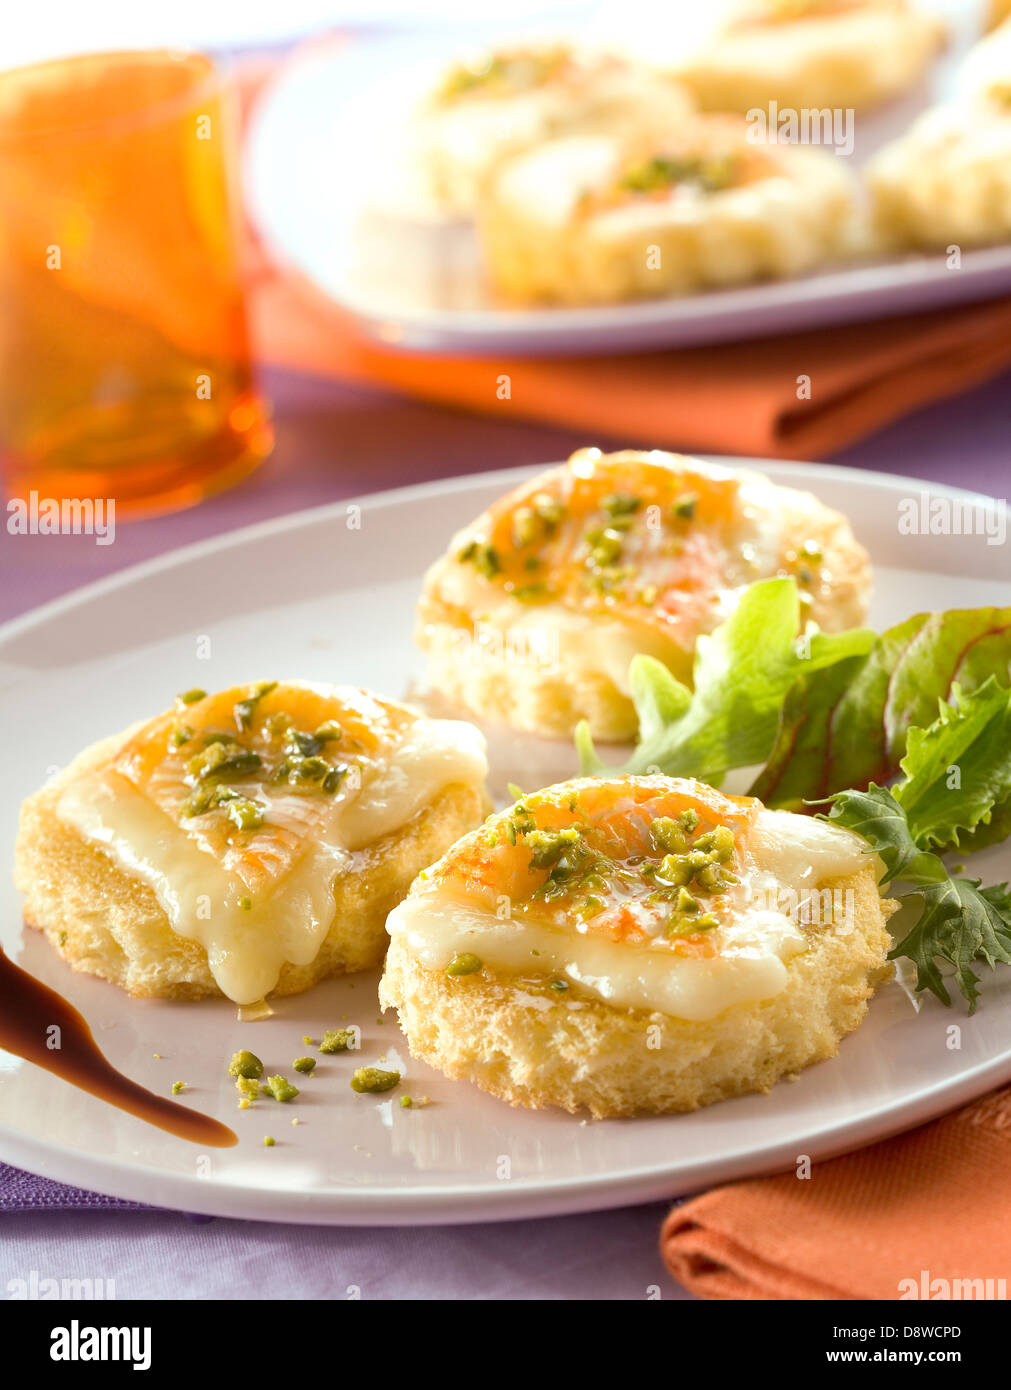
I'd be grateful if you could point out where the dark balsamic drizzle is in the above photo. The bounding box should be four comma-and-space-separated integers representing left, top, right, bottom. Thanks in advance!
0, 947, 236, 1147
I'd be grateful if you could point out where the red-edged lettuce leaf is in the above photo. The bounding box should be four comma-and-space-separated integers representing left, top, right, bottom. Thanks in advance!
751, 606, 1011, 813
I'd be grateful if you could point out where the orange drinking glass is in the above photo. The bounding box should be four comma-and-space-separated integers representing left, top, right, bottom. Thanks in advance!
0, 50, 272, 516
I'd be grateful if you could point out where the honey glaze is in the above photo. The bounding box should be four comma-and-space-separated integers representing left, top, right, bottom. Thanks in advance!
0, 947, 236, 1147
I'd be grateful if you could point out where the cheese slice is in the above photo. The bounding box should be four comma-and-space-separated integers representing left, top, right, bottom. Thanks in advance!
58, 718, 487, 1004
387, 809, 869, 1022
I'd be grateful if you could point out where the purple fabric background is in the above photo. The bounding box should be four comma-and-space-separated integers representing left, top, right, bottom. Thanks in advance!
1, 362, 1009, 1296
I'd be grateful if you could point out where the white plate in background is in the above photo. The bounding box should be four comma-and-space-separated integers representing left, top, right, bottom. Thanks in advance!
243, 5, 1011, 355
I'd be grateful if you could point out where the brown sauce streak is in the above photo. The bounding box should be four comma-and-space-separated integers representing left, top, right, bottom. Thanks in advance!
0, 948, 236, 1147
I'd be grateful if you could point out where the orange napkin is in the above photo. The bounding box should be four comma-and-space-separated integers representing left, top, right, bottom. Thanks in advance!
249, 268, 1011, 460
661, 1084, 1011, 1299
241, 47, 1011, 461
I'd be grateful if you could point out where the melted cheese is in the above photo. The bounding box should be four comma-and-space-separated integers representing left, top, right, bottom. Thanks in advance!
428, 469, 787, 694
386, 809, 869, 1022
57, 718, 487, 1005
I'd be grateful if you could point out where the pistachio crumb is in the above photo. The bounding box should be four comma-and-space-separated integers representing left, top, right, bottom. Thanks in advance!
446, 952, 483, 977
265, 1074, 299, 1103
171, 1081, 185, 1095
227, 1049, 264, 1080
320, 1028, 354, 1054
263, 1136, 275, 1147
350, 1067, 400, 1094
292, 1057, 316, 1075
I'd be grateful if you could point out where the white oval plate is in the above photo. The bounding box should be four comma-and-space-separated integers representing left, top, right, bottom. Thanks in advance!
243, 11, 1011, 356
2, 458, 1010, 1225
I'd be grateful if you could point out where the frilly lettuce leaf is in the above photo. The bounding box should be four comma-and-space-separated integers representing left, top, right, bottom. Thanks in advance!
822, 785, 1011, 1013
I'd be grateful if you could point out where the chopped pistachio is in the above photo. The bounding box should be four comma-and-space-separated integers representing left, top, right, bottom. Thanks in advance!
350, 1067, 400, 1094
672, 493, 698, 521
170, 724, 194, 748
602, 492, 641, 518
228, 1050, 264, 1080
179, 688, 206, 705
669, 911, 719, 937
225, 799, 265, 832
235, 1076, 261, 1098
293, 1056, 316, 1075
649, 817, 688, 855
186, 741, 262, 784
693, 825, 736, 862
445, 952, 483, 977
171, 1081, 185, 1095
573, 894, 605, 921
265, 1074, 299, 1103
313, 720, 342, 743
284, 727, 324, 757
458, 539, 500, 579
511, 582, 549, 603
263, 1136, 275, 1147
302, 1034, 314, 1046
585, 526, 624, 568
532, 493, 565, 529
233, 681, 278, 731
526, 826, 583, 869
273, 752, 346, 794
400, 1095, 414, 1109
320, 1028, 354, 1054
180, 782, 239, 818
678, 808, 700, 832
58, 930, 68, 948
238, 896, 252, 911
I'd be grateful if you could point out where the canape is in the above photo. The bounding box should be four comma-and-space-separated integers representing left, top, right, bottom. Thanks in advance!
867, 93, 1011, 251
416, 42, 693, 215
15, 681, 489, 1003
417, 447, 871, 741
380, 775, 895, 1117
668, 0, 945, 115
477, 114, 858, 305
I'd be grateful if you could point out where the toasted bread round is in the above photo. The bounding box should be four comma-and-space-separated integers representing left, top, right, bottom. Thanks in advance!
868, 96, 1011, 251
380, 777, 895, 1118
416, 42, 693, 215
477, 118, 858, 305
417, 449, 872, 741
15, 684, 490, 1002
668, 0, 944, 116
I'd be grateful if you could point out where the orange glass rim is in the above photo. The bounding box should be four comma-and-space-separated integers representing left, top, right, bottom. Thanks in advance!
0, 49, 228, 148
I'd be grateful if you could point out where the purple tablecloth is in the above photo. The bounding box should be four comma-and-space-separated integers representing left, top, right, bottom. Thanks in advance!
1, 363, 1009, 1298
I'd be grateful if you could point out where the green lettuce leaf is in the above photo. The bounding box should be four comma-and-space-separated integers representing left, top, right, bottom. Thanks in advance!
894, 680, 1011, 852
752, 606, 1011, 813
576, 578, 875, 782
